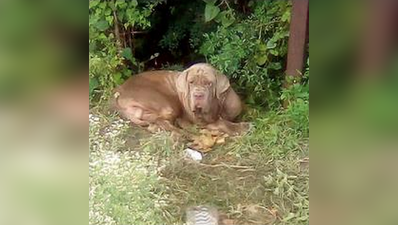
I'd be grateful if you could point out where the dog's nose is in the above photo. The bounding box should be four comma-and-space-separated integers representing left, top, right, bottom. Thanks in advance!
194, 93, 204, 98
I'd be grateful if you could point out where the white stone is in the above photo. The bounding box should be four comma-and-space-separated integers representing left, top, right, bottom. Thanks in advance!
184, 148, 203, 162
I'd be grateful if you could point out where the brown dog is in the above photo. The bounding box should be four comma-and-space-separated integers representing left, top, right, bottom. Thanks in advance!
112, 63, 249, 135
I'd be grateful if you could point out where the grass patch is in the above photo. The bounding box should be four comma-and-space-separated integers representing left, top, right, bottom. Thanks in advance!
154, 109, 309, 224
89, 107, 309, 225
89, 112, 168, 225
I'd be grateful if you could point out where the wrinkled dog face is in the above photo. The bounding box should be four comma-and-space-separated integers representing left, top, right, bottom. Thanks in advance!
176, 63, 230, 114
187, 66, 216, 113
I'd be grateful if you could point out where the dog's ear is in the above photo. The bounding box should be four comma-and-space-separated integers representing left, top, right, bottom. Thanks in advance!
215, 71, 230, 99
176, 69, 189, 95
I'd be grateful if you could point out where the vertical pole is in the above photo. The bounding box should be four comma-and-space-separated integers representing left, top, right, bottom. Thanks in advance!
285, 0, 309, 78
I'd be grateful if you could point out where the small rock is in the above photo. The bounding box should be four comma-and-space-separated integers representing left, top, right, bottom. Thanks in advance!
184, 148, 203, 162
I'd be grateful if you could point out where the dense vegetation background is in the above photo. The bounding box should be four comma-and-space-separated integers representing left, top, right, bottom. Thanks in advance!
89, 0, 309, 119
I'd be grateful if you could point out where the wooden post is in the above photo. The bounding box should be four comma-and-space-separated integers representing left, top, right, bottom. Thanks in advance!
285, 0, 309, 78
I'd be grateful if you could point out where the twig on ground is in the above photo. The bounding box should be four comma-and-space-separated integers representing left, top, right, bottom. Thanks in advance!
197, 162, 256, 170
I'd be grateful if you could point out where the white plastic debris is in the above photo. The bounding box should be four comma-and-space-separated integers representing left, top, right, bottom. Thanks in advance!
186, 205, 219, 225
184, 148, 203, 162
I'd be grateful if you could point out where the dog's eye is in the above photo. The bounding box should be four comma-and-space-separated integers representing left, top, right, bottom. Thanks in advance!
207, 82, 212, 87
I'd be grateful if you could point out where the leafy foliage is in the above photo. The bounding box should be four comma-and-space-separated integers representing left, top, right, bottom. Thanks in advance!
204, 0, 235, 27
88, 0, 308, 124
204, 3, 221, 22
200, 0, 292, 108
281, 58, 309, 136
89, 53, 125, 104
158, 0, 211, 57
89, 0, 164, 103
89, 0, 162, 50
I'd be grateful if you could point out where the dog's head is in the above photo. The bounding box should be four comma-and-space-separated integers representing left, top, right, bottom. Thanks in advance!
176, 63, 230, 114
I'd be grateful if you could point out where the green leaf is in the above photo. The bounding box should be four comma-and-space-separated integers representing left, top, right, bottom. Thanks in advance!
99, 33, 107, 40
95, 20, 110, 31
106, 15, 113, 25
89, 0, 99, 9
99, 2, 107, 9
131, 0, 138, 7
255, 55, 267, 66
281, 10, 291, 22
89, 77, 99, 95
214, 11, 224, 23
267, 41, 277, 49
108, 1, 115, 11
104, 8, 112, 16
204, 4, 220, 22
113, 73, 123, 85
258, 43, 267, 52
203, 0, 217, 4
221, 11, 235, 27
269, 62, 282, 70
116, 0, 127, 9
115, 0, 125, 6
270, 49, 279, 56
121, 48, 134, 62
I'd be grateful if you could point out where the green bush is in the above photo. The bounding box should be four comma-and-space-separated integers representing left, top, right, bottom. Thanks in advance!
89, 0, 162, 53
281, 58, 309, 136
200, 0, 292, 108
89, 0, 164, 103
89, 53, 125, 105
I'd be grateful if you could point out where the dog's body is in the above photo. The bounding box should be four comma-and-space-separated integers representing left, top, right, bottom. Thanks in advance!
113, 63, 248, 135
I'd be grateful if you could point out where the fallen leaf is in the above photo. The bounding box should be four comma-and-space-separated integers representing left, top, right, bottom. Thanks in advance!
190, 134, 216, 152
202, 135, 216, 146
215, 136, 226, 144
188, 129, 229, 152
